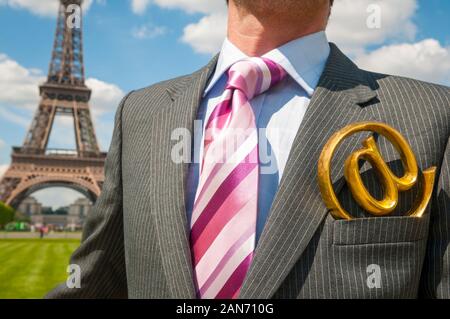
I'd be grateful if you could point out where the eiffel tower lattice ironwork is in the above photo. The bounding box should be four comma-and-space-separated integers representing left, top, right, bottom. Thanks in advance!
0, 0, 106, 207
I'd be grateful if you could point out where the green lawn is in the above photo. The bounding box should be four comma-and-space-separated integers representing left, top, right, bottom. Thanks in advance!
0, 238, 80, 299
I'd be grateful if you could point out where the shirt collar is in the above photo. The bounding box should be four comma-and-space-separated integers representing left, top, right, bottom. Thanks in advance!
203, 31, 330, 97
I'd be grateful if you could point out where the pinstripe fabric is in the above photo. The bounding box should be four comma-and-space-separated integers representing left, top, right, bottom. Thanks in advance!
46, 43, 450, 299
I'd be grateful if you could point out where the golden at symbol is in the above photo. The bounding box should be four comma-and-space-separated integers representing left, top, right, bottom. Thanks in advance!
317, 122, 437, 220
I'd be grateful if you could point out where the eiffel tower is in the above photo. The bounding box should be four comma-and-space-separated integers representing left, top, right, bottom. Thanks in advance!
0, 0, 105, 208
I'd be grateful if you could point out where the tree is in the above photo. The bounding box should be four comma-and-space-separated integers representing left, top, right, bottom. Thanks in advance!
0, 201, 15, 229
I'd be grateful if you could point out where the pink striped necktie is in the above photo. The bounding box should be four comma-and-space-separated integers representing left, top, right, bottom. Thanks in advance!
190, 57, 287, 299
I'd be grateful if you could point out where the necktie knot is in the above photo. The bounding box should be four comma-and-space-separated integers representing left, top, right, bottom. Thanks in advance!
226, 57, 287, 100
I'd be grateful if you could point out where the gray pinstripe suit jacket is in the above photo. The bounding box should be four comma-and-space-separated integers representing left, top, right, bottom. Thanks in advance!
47, 43, 450, 299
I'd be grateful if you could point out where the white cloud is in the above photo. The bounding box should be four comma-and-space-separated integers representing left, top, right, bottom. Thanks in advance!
0, 164, 8, 179
151, 0, 419, 57
84, 78, 125, 149
0, 53, 44, 110
149, 0, 450, 86
131, 0, 151, 15
0, 107, 30, 127
32, 187, 86, 209
0, 0, 59, 17
85, 78, 124, 118
0, 139, 8, 180
132, 24, 168, 39
181, 13, 227, 55
356, 39, 450, 85
0, 0, 96, 17
327, 0, 418, 55
142, 0, 226, 54
152, 0, 225, 14
130, 0, 224, 15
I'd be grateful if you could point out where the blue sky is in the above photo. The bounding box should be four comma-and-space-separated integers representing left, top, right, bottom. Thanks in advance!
0, 0, 449, 207
0, 1, 209, 92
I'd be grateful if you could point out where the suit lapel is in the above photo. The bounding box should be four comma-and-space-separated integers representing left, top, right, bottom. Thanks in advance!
239, 44, 378, 299
153, 57, 218, 298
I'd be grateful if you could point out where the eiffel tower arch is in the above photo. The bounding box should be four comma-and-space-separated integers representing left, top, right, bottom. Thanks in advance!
0, 0, 106, 208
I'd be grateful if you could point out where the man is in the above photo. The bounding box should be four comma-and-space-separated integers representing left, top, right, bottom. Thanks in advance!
48, 0, 449, 299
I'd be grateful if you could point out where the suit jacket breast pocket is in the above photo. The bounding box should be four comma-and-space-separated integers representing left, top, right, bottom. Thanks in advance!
330, 215, 430, 299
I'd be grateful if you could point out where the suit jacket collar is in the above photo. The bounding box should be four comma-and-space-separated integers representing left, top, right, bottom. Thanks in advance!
158, 43, 378, 299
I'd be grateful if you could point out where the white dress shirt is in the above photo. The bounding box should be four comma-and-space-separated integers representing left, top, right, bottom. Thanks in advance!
186, 31, 331, 243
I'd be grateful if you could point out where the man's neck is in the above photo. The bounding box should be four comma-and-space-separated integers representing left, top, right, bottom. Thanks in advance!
227, 2, 328, 57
